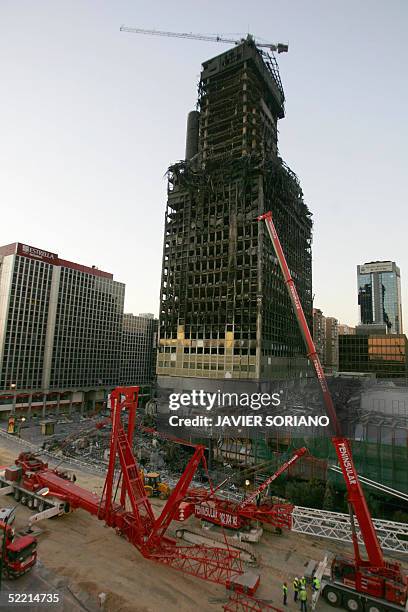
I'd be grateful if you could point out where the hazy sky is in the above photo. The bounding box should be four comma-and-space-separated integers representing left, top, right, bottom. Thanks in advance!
1, 1, 407, 328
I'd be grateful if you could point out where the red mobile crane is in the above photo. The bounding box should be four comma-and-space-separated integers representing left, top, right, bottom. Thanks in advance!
258, 211, 408, 611
178, 447, 307, 534
3, 388, 259, 595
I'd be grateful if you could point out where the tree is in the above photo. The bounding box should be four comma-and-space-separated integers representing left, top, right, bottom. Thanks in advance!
285, 479, 325, 509
323, 482, 336, 511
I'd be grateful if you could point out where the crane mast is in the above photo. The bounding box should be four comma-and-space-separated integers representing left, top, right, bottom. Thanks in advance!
257, 211, 385, 569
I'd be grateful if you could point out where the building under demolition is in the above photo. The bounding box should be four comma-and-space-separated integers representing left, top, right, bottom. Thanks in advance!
157, 37, 313, 390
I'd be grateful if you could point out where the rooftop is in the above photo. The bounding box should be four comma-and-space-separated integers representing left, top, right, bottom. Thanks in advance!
0, 242, 114, 279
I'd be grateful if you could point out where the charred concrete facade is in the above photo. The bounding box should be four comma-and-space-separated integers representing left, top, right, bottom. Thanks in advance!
157, 38, 312, 387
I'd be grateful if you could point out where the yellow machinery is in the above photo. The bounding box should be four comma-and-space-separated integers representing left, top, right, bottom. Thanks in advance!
141, 471, 171, 499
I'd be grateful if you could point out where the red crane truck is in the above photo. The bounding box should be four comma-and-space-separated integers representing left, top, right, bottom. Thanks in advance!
0, 519, 37, 578
258, 211, 408, 612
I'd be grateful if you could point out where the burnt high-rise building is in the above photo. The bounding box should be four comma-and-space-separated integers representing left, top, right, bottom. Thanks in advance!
157, 37, 312, 387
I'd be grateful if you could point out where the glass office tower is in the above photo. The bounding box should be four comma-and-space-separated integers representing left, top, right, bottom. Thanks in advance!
357, 261, 403, 334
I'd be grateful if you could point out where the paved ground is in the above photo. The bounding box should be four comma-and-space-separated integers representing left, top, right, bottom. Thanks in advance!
0, 561, 101, 611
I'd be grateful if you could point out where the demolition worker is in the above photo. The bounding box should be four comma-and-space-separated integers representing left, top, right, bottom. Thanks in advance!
312, 575, 321, 592
299, 587, 308, 612
293, 576, 300, 602
282, 582, 288, 606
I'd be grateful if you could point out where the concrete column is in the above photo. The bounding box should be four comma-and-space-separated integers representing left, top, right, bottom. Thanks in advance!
69, 392, 73, 416
27, 394, 32, 419
42, 267, 60, 390
56, 394, 60, 417
11, 392, 16, 415
42, 393, 47, 418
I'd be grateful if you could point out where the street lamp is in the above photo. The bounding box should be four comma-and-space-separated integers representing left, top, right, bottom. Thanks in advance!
10, 383, 16, 416
243, 479, 251, 502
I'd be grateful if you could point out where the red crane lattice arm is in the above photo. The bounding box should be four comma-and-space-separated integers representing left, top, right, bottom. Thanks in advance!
238, 447, 308, 510
149, 445, 207, 545
258, 211, 385, 569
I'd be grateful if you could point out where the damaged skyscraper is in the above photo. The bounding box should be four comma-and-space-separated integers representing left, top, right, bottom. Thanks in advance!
157, 37, 313, 391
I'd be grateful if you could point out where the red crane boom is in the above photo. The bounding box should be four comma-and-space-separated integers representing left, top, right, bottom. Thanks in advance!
257, 211, 383, 566
258, 211, 407, 609
238, 447, 308, 510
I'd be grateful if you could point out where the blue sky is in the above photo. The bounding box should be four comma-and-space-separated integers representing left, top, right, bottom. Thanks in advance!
1, 1, 407, 328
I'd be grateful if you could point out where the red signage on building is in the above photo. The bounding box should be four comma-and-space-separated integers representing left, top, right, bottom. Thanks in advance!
17, 243, 58, 264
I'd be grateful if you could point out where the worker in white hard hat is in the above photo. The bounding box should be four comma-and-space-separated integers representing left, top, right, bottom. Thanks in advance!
299, 586, 307, 612
293, 576, 300, 602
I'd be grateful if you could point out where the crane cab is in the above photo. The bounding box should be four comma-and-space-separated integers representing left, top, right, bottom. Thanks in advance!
328, 556, 408, 609
5, 535, 37, 577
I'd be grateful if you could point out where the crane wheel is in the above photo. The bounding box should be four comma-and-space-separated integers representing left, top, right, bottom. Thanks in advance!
344, 595, 362, 611
367, 605, 384, 612
14, 489, 21, 502
323, 586, 341, 607
38, 500, 45, 512
27, 497, 34, 509
144, 486, 153, 498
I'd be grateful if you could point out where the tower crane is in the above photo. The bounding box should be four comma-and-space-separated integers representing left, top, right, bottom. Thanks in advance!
119, 26, 289, 54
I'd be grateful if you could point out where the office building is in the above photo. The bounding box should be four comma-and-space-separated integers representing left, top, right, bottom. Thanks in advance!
158, 38, 312, 387
325, 317, 339, 369
356, 324, 388, 335
121, 313, 158, 386
358, 261, 403, 334
338, 324, 355, 336
313, 308, 326, 364
339, 333, 407, 378
0, 242, 125, 413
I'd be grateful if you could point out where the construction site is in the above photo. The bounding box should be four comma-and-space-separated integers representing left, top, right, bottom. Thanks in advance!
0, 25, 407, 612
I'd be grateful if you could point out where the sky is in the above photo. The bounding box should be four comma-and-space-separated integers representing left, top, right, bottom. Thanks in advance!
1, 1, 407, 328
